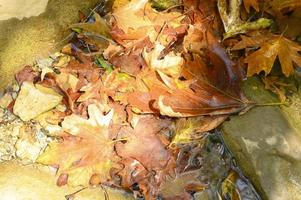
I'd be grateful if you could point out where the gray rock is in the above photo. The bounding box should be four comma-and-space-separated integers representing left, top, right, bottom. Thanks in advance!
222, 77, 301, 200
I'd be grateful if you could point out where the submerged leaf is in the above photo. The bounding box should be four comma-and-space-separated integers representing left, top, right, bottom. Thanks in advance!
171, 116, 227, 146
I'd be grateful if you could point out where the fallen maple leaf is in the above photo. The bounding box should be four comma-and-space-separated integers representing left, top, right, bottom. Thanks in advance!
116, 115, 174, 171
37, 104, 119, 186
116, 115, 176, 198
244, 35, 301, 77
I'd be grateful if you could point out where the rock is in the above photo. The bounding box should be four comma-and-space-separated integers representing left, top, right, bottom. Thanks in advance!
0, 109, 49, 163
222, 77, 301, 200
13, 82, 62, 121
0, 0, 100, 89
0, 0, 49, 20
0, 161, 134, 200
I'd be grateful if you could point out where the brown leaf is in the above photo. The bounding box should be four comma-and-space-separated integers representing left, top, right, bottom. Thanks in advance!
107, 37, 153, 75
70, 13, 110, 37
37, 105, 119, 186
116, 115, 176, 198
15, 66, 40, 85
244, 35, 301, 77
243, 0, 260, 12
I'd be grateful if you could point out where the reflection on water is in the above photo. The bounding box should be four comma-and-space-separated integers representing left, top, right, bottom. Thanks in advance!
194, 131, 261, 200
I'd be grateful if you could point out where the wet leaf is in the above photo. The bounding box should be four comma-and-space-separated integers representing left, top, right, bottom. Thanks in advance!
171, 116, 226, 146
221, 171, 240, 200
159, 170, 205, 199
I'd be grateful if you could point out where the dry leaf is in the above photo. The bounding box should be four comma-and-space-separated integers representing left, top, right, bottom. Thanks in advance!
143, 42, 184, 77
15, 66, 40, 85
70, 13, 110, 37
244, 36, 301, 77
55, 72, 79, 92
37, 104, 119, 186
116, 115, 176, 198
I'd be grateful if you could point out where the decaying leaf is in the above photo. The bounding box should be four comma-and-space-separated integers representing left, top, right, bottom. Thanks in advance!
13, 82, 63, 121
116, 115, 174, 171
127, 52, 250, 117
37, 104, 119, 186
15, 66, 40, 85
55, 72, 79, 92
262, 76, 295, 102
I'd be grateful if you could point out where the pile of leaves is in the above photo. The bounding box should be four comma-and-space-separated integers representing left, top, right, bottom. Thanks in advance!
1, 0, 301, 199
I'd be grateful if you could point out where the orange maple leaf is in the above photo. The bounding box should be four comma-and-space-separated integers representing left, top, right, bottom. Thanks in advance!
37, 104, 119, 186
244, 36, 301, 77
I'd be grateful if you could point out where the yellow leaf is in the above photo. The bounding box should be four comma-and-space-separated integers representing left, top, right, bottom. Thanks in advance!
170, 116, 227, 146
245, 36, 301, 77
37, 105, 119, 187
56, 72, 79, 92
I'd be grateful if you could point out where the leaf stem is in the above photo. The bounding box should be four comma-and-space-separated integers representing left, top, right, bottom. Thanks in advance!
255, 102, 288, 106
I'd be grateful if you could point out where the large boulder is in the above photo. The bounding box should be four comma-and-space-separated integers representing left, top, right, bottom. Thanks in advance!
0, 161, 134, 200
222, 77, 301, 200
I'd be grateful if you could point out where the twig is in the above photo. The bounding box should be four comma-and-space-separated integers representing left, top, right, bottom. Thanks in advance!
217, 0, 272, 39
